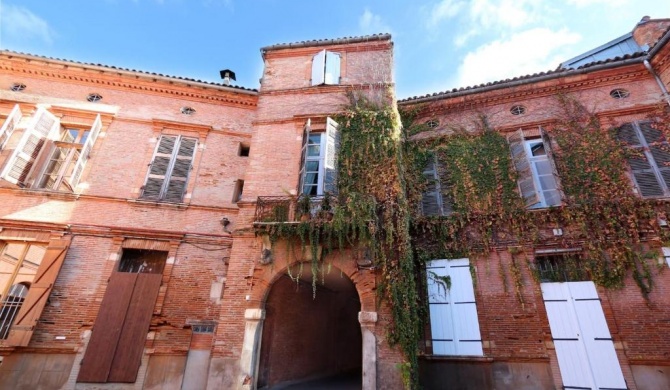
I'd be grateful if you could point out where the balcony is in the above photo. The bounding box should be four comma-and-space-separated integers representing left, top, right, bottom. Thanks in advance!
254, 195, 336, 225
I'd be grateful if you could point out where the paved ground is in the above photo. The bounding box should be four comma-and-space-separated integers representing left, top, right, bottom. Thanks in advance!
271, 371, 361, 390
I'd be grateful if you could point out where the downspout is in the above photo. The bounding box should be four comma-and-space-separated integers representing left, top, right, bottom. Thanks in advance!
643, 59, 670, 108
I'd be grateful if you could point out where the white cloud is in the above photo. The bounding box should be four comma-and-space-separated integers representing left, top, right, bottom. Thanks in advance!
427, 0, 466, 28
0, 5, 54, 44
359, 8, 392, 35
567, 0, 628, 7
455, 28, 581, 88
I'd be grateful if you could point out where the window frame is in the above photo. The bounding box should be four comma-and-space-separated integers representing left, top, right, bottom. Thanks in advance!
298, 118, 339, 197
140, 134, 198, 203
523, 138, 561, 209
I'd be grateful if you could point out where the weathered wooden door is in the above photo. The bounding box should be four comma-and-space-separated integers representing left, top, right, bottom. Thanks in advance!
542, 281, 627, 390
78, 250, 166, 383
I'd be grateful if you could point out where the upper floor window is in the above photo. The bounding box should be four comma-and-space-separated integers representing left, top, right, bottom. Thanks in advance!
0, 105, 102, 191
298, 118, 339, 196
311, 50, 341, 86
508, 128, 561, 208
421, 154, 453, 217
141, 135, 197, 203
617, 121, 670, 198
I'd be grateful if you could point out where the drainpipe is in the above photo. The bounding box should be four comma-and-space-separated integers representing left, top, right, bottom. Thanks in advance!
643, 59, 670, 108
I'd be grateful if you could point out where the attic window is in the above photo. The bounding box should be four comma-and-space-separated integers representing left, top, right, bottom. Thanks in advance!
425, 119, 439, 129
10, 83, 26, 92
510, 105, 526, 115
610, 89, 630, 99
87, 93, 103, 102
181, 106, 196, 115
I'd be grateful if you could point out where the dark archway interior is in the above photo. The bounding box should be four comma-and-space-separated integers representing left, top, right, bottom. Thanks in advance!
258, 266, 362, 389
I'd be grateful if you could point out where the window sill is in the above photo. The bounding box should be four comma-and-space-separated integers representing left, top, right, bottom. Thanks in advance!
419, 354, 493, 363
127, 198, 190, 210
19, 188, 80, 201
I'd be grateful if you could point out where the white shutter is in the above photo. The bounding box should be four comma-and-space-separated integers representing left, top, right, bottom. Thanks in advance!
311, 50, 326, 86
323, 117, 339, 195
0, 104, 22, 150
421, 155, 442, 216
508, 129, 539, 207
663, 247, 670, 267
298, 120, 311, 194
542, 282, 626, 390
69, 114, 102, 189
1, 107, 59, 186
164, 137, 196, 202
324, 52, 341, 85
427, 258, 483, 356
142, 135, 178, 199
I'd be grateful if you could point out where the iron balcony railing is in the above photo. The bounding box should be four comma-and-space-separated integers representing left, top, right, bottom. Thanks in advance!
254, 196, 337, 224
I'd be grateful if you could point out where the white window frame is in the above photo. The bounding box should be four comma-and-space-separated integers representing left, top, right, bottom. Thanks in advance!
523, 138, 561, 209
662, 247, 670, 267
426, 258, 483, 357
300, 132, 327, 196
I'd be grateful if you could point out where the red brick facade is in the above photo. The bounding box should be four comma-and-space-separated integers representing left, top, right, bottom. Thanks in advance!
0, 17, 667, 390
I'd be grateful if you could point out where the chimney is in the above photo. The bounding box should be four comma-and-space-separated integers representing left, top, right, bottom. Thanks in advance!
219, 69, 236, 86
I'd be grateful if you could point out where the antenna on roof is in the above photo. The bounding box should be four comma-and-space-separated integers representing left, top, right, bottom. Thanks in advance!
219, 69, 236, 86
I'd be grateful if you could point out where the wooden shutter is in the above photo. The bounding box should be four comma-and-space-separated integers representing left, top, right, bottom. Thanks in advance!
0, 104, 22, 150
6, 236, 72, 346
640, 122, 670, 193
539, 126, 562, 199
542, 282, 626, 390
436, 156, 454, 215
323, 117, 339, 195
421, 155, 442, 216
108, 273, 162, 382
324, 52, 341, 85
142, 135, 177, 200
70, 114, 102, 189
78, 272, 137, 383
298, 120, 311, 194
618, 123, 665, 197
163, 137, 196, 202
427, 258, 483, 356
508, 129, 539, 207
311, 50, 326, 85
1, 107, 59, 186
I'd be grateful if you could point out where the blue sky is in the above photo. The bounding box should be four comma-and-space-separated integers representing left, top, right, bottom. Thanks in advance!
1, 0, 669, 99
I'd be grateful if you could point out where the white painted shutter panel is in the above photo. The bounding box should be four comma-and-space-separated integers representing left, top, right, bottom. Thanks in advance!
663, 247, 670, 267
569, 282, 626, 390
618, 123, 664, 197
508, 129, 539, 207
324, 52, 341, 85
311, 50, 326, 86
323, 117, 339, 195
69, 114, 102, 189
427, 258, 482, 356
449, 259, 483, 356
142, 135, 177, 199
542, 282, 594, 389
426, 259, 456, 355
0, 104, 22, 150
164, 137, 196, 202
421, 155, 442, 216
1, 107, 59, 186
298, 121, 311, 194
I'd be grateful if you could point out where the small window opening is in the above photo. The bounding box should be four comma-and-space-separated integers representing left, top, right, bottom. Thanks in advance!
239, 143, 250, 157
118, 249, 167, 274
610, 89, 630, 99
192, 324, 215, 334
425, 119, 439, 129
233, 180, 244, 203
181, 106, 196, 115
535, 252, 589, 282
87, 93, 103, 102
510, 105, 526, 115
10, 83, 26, 92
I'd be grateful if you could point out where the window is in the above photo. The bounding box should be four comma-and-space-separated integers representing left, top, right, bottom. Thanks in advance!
617, 121, 670, 198
233, 179, 244, 203
426, 258, 483, 356
181, 106, 196, 115
298, 118, 339, 196
508, 128, 561, 208
421, 154, 453, 216
239, 142, 250, 157
610, 88, 630, 99
510, 105, 526, 115
662, 247, 670, 267
535, 252, 588, 283
86, 93, 102, 102
141, 135, 197, 202
0, 106, 102, 191
311, 50, 341, 86
425, 119, 439, 129
10, 83, 26, 92
0, 242, 47, 339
